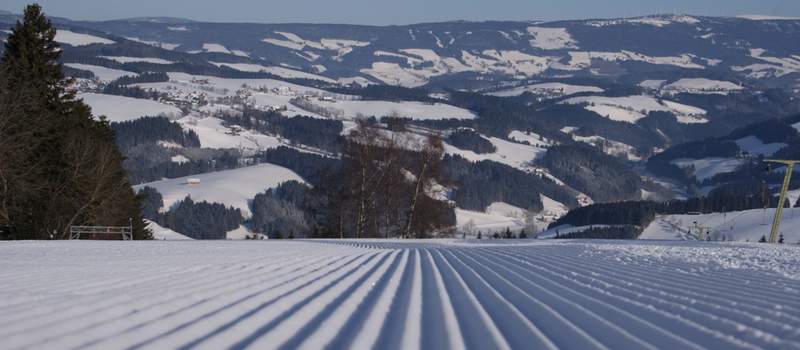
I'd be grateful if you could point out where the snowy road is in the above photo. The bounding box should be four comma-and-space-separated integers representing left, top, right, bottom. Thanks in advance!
1, 240, 799, 349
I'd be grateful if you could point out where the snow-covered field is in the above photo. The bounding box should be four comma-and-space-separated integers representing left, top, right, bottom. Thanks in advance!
134, 163, 305, 217
1, 240, 799, 350
79, 93, 183, 122
64, 63, 138, 82
642, 207, 800, 243
55, 30, 115, 46
562, 95, 708, 124
488, 82, 604, 98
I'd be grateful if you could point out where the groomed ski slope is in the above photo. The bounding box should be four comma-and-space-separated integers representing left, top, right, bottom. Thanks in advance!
1, 240, 799, 350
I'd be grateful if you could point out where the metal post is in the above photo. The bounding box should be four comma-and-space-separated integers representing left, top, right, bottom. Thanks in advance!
765, 160, 799, 243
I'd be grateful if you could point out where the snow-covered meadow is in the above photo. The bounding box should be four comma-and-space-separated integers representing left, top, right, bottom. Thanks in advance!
1, 240, 799, 350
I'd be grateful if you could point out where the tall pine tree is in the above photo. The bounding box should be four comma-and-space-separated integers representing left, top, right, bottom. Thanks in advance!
0, 4, 150, 239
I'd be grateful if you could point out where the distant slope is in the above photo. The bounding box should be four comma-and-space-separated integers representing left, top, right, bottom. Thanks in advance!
641, 208, 800, 243
134, 163, 305, 217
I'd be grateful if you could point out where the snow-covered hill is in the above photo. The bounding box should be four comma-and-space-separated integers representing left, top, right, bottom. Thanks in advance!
641, 208, 800, 243
1, 240, 798, 349
134, 164, 305, 217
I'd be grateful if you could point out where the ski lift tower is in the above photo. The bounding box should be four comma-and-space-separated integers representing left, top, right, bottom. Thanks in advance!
765, 159, 799, 243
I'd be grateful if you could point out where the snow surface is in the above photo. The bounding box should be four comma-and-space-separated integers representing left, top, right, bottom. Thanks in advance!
100, 56, 175, 65
735, 135, 787, 157
456, 196, 568, 236
507, 130, 555, 147
315, 99, 476, 121
155, 68, 458, 120
489, 82, 603, 97
209, 62, 336, 83
78, 93, 183, 122
1, 239, 799, 349
662, 78, 743, 95
737, 15, 800, 21
64, 63, 138, 82
134, 163, 305, 217
262, 32, 369, 60
124, 37, 181, 51
639, 80, 667, 89
563, 95, 707, 124
445, 135, 547, 170
201, 43, 247, 57
641, 208, 800, 243
732, 48, 800, 78
145, 220, 193, 240
568, 50, 705, 70
55, 30, 115, 46
671, 157, 746, 181
526, 27, 578, 50
177, 115, 283, 152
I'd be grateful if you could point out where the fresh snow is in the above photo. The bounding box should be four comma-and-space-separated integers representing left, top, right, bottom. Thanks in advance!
55, 30, 115, 46
78, 93, 183, 122
177, 115, 283, 152
170, 155, 190, 164
571, 134, 641, 161
568, 50, 705, 70
209, 62, 336, 83
563, 95, 707, 124
134, 163, 305, 217
314, 99, 476, 121
587, 15, 701, 27
507, 130, 554, 147
737, 15, 800, 21
445, 135, 547, 170
145, 220, 193, 240
100, 56, 175, 65
124, 37, 181, 50
639, 80, 667, 90
641, 208, 800, 243
734, 135, 787, 157
732, 48, 800, 78
662, 78, 743, 95
526, 27, 578, 50
262, 32, 369, 59
64, 63, 138, 82
2, 239, 799, 349
489, 82, 603, 97
671, 157, 746, 181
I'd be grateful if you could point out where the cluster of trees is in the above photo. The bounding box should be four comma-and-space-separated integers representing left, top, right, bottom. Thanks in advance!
251, 181, 314, 239
155, 196, 243, 240
326, 122, 455, 238
123, 145, 240, 184
256, 146, 341, 186
220, 109, 343, 152
443, 154, 577, 211
541, 144, 642, 203
102, 72, 170, 100
331, 85, 438, 103
110, 116, 244, 184
553, 226, 641, 240
550, 201, 659, 229
0, 5, 148, 239
550, 180, 793, 236
445, 129, 496, 154
111, 116, 200, 151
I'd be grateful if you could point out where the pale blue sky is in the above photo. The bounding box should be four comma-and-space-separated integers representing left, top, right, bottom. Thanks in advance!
2, 0, 798, 25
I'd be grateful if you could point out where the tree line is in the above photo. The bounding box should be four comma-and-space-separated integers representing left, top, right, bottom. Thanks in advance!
0, 5, 148, 239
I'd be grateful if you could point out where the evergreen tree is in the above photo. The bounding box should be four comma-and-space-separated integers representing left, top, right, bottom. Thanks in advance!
778, 234, 784, 244
0, 4, 149, 239
759, 235, 767, 243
